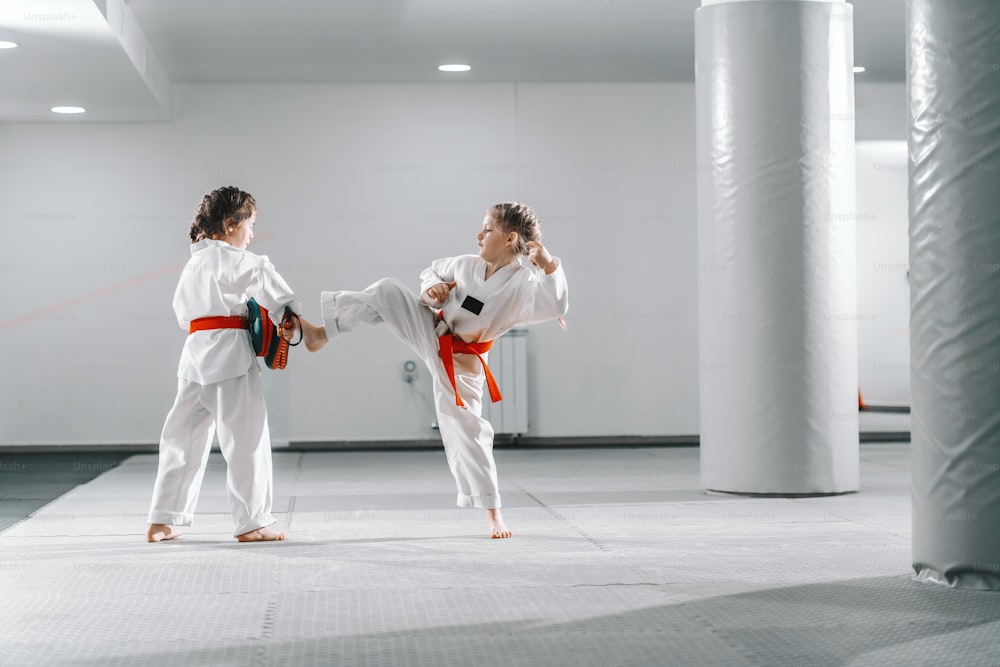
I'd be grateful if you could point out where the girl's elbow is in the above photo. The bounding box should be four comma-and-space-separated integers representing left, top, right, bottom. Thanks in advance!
557, 294, 570, 316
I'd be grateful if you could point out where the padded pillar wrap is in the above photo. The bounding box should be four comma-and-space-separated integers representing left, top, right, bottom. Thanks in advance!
909, 0, 1000, 589
696, 0, 859, 494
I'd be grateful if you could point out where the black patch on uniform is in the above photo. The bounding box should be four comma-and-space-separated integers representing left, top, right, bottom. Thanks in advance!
461, 295, 485, 315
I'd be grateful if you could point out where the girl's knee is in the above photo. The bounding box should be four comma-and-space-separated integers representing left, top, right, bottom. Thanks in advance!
371, 277, 421, 312
373, 277, 408, 295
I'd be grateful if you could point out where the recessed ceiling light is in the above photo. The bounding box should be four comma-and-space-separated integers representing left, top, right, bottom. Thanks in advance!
52, 106, 86, 114
439, 64, 471, 72
853, 66, 866, 73
0, 41, 18, 49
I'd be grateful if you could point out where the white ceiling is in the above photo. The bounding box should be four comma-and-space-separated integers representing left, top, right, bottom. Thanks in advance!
0, 0, 905, 122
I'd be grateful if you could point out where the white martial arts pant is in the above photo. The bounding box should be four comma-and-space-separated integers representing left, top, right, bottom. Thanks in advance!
148, 362, 277, 536
321, 278, 501, 509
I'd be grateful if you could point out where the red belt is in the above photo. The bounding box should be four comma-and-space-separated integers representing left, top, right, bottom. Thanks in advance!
189, 316, 245, 334
438, 334, 502, 408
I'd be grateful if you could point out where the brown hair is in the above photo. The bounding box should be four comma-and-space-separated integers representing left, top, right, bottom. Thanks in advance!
188, 186, 257, 242
491, 202, 541, 255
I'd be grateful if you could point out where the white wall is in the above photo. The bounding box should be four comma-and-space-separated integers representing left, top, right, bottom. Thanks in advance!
0, 81, 907, 446
856, 140, 909, 406
856, 83, 906, 141
0, 82, 698, 445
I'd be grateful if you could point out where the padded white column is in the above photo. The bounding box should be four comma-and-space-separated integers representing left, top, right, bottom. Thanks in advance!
696, 0, 859, 494
909, 0, 1000, 589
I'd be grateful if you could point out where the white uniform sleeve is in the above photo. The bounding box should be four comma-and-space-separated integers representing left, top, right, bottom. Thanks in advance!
239, 254, 303, 326
517, 260, 569, 326
419, 256, 459, 295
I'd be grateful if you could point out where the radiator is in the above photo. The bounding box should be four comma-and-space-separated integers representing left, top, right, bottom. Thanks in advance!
481, 328, 529, 435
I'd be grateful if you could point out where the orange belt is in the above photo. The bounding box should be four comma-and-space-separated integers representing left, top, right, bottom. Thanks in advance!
438, 334, 502, 408
189, 316, 245, 334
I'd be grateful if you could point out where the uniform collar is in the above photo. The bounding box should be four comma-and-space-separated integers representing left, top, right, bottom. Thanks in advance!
191, 238, 241, 254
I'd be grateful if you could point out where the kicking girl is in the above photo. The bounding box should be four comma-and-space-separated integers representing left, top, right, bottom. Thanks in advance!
302, 202, 569, 538
147, 186, 311, 543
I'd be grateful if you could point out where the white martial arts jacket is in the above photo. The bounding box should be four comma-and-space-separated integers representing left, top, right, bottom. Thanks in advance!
173, 239, 302, 385
419, 254, 569, 343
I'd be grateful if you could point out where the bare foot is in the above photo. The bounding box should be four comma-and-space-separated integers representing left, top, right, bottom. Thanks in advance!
236, 526, 287, 542
301, 319, 328, 352
487, 508, 512, 539
146, 523, 182, 542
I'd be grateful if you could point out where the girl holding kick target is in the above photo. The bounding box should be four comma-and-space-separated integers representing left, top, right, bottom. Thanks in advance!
147, 186, 321, 543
